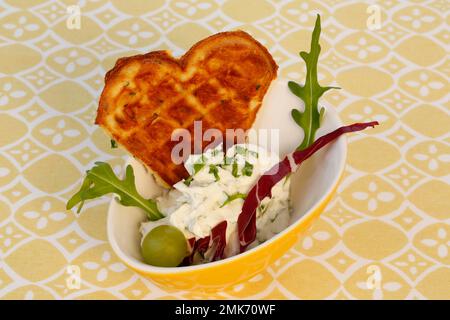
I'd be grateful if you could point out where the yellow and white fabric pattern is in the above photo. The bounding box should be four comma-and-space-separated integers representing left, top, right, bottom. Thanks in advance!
0, 0, 449, 299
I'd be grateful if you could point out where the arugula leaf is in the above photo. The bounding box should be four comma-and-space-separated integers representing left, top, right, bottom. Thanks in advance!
209, 165, 220, 181
66, 162, 164, 221
66, 176, 92, 213
110, 139, 118, 149
220, 192, 247, 208
242, 161, 254, 177
289, 14, 339, 150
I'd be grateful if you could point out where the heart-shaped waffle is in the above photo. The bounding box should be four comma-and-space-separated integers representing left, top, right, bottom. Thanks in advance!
96, 31, 278, 186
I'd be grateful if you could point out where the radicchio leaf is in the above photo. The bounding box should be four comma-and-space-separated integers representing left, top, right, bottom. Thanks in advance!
209, 220, 228, 261
237, 121, 379, 251
182, 220, 228, 265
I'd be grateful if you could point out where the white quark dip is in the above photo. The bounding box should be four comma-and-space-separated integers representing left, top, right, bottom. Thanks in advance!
140, 143, 291, 258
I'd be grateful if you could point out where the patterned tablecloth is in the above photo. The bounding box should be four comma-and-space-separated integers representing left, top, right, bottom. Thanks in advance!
0, 0, 449, 300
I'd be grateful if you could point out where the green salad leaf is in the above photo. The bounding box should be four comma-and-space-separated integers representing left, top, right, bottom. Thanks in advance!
289, 14, 339, 150
66, 162, 164, 221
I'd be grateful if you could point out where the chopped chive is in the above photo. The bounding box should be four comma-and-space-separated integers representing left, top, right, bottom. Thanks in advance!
211, 148, 221, 156
259, 203, 269, 215
209, 165, 220, 182
193, 163, 205, 173
184, 176, 193, 186
220, 192, 247, 208
224, 156, 233, 165
235, 146, 259, 158
232, 162, 239, 177
110, 139, 118, 149
242, 161, 253, 177
184, 162, 205, 186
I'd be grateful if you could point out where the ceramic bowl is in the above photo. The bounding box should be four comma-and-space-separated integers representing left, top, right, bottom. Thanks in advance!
107, 79, 347, 291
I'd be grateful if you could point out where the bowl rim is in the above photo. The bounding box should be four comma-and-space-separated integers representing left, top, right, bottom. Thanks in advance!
107, 102, 347, 275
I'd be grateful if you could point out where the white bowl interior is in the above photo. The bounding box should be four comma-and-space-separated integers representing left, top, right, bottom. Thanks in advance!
107, 79, 346, 272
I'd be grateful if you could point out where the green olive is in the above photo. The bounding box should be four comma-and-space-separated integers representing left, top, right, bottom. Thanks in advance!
141, 225, 188, 267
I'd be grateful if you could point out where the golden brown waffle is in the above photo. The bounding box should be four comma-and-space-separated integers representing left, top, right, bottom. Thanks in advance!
96, 31, 278, 186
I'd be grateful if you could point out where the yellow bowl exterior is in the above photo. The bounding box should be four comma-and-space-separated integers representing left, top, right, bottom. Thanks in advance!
124, 179, 340, 292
